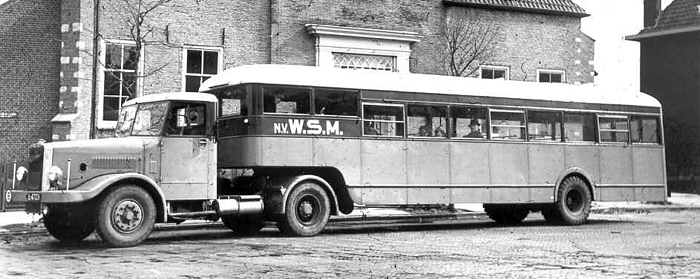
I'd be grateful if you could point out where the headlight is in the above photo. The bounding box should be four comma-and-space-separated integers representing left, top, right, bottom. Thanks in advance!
47, 166, 63, 183
15, 166, 28, 181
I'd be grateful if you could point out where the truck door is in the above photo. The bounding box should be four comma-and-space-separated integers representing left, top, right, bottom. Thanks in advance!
160, 101, 216, 200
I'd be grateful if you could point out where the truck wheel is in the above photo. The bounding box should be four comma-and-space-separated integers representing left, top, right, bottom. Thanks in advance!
221, 215, 265, 235
95, 185, 156, 247
547, 176, 592, 225
484, 204, 529, 225
43, 204, 95, 243
277, 181, 330, 236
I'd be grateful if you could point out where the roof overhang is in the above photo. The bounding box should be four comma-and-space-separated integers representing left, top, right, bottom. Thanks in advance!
443, 0, 589, 18
626, 25, 700, 41
305, 24, 422, 43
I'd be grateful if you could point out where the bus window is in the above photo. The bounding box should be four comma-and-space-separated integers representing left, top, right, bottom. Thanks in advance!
407, 105, 447, 137
490, 109, 525, 140
219, 86, 247, 116
362, 103, 404, 137
599, 115, 629, 143
263, 86, 310, 114
564, 112, 596, 142
450, 106, 487, 139
527, 110, 562, 142
314, 89, 358, 116
631, 116, 660, 144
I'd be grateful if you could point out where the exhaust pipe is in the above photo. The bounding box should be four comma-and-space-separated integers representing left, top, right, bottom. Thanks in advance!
214, 195, 264, 216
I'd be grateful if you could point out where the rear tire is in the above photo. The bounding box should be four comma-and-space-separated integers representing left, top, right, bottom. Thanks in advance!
277, 181, 330, 236
484, 204, 529, 225
545, 176, 592, 225
43, 204, 95, 243
95, 185, 156, 247
221, 215, 265, 235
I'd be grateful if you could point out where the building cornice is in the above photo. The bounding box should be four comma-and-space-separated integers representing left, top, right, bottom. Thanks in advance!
626, 25, 700, 41
305, 24, 422, 43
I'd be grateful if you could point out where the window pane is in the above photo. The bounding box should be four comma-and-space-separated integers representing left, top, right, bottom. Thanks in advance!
203, 51, 218, 75
105, 44, 122, 69
551, 74, 562, 83
333, 53, 396, 71
133, 102, 168, 136
363, 105, 403, 122
539, 73, 550, 83
104, 72, 120, 96
450, 106, 487, 139
599, 117, 629, 143
185, 75, 201, 92
527, 111, 562, 141
564, 113, 596, 142
186, 50, 202, 74
631, 116, 660, 144
407, 105, 447, 137
481, 69, 493, 79
490, 111, 525, 140
493, 70, 506, 80
363, 104, 404, 137
314, 89, 358, 116
103, 97, 120, 121
121, 72, 137, 99
263, 87, 310, 114
164, 103, 207, 136
123, 46, 138, 70
218, 86, 247, 116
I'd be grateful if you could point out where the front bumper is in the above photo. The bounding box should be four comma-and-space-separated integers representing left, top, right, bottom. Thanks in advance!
5, 189, 94, 204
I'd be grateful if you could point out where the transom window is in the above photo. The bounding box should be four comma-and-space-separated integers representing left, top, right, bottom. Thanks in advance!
490, 109, 526, 140
103, 42, 138, 121
450, 106, 487, 139
263, 87, 311, 114
538, 70, 565, 83
184, 48, 220, 92
407, 105, 447, 138
599, 115, 629, 143
362, 103, 404, 137
314, 89, 359, 116
333, 53, 396, 72
480, 65, 509, 80
527, 110, 562, 141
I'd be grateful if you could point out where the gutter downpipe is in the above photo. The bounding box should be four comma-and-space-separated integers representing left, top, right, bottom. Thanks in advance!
89, 0, 100, 139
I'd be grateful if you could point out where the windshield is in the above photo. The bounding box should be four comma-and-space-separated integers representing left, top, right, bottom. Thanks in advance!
114, 101, 169, 137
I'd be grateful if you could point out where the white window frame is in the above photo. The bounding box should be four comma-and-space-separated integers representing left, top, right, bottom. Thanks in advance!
479, 65, 510, 80
333, 52, 397, 72
361, 102, 405, 137
181, 45, 223, 93
537, 69, 566, 83
96, 39, 144, 129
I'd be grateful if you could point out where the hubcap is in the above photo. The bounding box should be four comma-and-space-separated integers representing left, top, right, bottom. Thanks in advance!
112, 199, 143, 234
296, 195, 319, 224
565, 189, 584, 213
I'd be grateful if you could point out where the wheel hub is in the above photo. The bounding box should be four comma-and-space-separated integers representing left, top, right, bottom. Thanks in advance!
565, 189, 583, 213
112, 200, 143, 233
296, 196, 319, 223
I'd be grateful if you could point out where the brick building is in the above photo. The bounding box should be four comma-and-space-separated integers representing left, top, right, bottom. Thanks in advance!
0, 0, 594, 163
627, 0, 700, 193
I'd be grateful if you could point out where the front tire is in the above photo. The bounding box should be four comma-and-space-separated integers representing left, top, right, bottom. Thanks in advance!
277, 181, 330, 236
95, 185, 156, 247
43, 204, 95, 243
544, 176, 592, 225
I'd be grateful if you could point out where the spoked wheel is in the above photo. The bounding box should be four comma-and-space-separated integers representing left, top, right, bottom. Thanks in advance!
222, 215, 265, 235
43, 203, 95, 243
277, 181, 330, 236
543, 176, 592, 225
483, 204, 529, 225
96, 185, 156, 247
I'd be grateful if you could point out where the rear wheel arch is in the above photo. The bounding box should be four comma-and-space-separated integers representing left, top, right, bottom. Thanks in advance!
281, 175, 340, 216
554, 168, 595, 202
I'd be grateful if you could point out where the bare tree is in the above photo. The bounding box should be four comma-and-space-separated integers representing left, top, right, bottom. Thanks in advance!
436, 14, 501, 77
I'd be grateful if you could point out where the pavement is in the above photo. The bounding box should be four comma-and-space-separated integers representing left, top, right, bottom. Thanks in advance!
1, 192, 699, 235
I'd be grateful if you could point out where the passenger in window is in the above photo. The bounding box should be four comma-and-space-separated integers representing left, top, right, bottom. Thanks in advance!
418, 124, 433, 137
465, 119, 483, 138
434, 124, 446, 137
364, 121, 380, 135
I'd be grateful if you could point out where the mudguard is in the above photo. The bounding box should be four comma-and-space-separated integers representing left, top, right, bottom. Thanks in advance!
553, 167, 597, 201
268, 174, 341, 216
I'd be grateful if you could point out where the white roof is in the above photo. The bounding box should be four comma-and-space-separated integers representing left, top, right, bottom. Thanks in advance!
122, 92, 217, 107
200, 64, 661, 108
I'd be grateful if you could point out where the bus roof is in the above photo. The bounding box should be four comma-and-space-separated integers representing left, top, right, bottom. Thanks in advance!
200, 64, 661, 108
122, 92, 217, 107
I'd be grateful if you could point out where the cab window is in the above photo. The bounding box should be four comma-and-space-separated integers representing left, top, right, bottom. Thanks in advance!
165, 102, 207, 136
263, 86, 310, 114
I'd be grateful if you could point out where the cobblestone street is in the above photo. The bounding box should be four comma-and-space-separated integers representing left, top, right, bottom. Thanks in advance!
1, 211, 698, 278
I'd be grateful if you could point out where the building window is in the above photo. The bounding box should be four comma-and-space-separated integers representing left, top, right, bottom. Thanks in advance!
538, 70, 565, 83
333, 53, 396, 72
480, 65, 509, 80
183, 47, 221, 92
102, 41, 138, 122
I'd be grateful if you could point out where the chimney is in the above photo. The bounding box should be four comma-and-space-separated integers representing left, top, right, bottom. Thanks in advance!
644, 0, 662, 28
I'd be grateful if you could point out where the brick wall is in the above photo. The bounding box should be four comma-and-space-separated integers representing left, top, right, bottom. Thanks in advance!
0, 0, 60, 163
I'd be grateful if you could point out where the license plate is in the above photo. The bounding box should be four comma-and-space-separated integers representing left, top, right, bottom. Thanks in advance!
25, 193, 41, 202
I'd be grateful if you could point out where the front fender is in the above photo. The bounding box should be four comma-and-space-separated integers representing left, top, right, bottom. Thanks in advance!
7, 173, 167, 222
